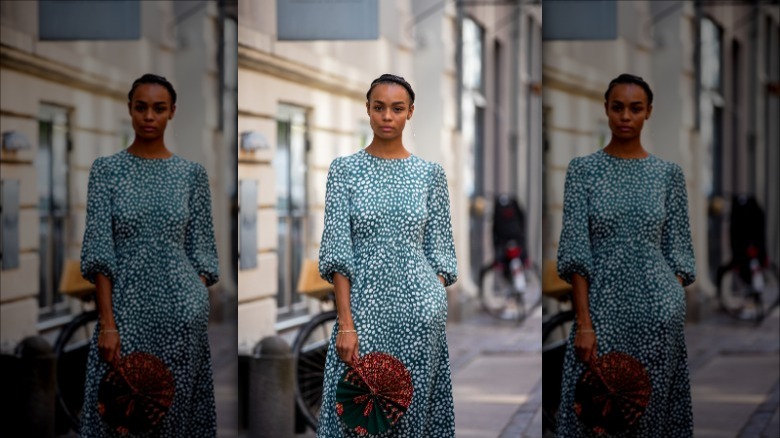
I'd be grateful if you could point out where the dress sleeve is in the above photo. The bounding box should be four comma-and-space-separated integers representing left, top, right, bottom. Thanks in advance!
185, 164, 220, 287
319, 158, 354, 284
557, 157, 593, 284
81, 157, 117, 284
661, 164, 696, 286
423, 164, 458, 287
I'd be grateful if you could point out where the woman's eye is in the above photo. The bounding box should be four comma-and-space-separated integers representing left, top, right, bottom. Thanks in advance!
374, 106, 382, 111
394, 108, 403, 113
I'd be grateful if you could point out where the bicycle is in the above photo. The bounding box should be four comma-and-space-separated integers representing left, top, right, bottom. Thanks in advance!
478, 194, 541, 322
716, 195, 780, 324
478, 244, 542, 322
540, 259, 575, 435
291, 259, 337, 431
53, 259, 99, 433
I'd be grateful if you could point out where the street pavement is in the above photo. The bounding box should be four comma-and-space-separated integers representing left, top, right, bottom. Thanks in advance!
687, 305, 780, 437
289, 299, 544, 438
220, 299, 780, 438
211, 319, 239, 438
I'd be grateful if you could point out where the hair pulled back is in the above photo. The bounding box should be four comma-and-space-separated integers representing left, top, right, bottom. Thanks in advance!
128, 73, 177, 105
604, 73, 653, 105
366, 74, 415, 104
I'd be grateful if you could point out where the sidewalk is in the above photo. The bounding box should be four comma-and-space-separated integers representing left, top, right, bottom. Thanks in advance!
290, 301, 543, 438
447, 302, 543, 438
210, 319, 239, 438
687, 305, 780, 437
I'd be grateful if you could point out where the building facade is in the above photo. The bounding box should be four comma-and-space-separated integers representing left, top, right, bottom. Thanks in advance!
0, 0, 237, 349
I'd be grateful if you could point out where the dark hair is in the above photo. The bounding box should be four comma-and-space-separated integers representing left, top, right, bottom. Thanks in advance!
128, 74, 177, 105
366, 74, 415, 104
604, 73, 653, 105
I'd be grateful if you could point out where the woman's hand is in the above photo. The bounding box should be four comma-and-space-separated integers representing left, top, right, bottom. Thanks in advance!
574, 328, 597, 366
336, 331, 359, 366
98, 329, 121, 367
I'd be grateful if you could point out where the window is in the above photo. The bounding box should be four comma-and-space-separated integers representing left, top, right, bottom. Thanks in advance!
699, 16, 724, 278
275, 104, 308, 316
462, 16, 486, 279
37, 104, 70, 318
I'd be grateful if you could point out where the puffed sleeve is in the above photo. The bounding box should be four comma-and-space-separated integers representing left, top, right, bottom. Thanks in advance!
423, 164, 458, 287
557, 157, 593, 284
185, 164, 220, 287
661, 164, 696, 286
319, 158, 354, 284
81, 157, 117, 283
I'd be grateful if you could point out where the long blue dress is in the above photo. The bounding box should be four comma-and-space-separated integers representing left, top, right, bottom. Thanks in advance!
317, 149, 458, 437
80, 150, 219, 437
556, 150, 696, 437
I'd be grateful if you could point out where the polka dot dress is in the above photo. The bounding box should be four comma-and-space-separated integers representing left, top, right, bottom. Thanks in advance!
80, 150, 219, 437
317, 149, 458, 437
556, 150, 696, 437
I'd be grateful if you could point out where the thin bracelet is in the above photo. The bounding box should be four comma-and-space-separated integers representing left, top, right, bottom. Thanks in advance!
338, 330, 357, 334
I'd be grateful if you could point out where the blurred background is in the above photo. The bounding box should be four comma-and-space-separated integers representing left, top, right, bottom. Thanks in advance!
0, 0, 238, 436
237, 0, 543, 437
540, 1, 779, 437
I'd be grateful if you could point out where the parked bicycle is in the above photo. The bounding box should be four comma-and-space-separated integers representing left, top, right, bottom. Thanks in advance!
52, 259, 99, 433
540, 259, 574, 435
478, 194, 541, 322
291, 259, 337, 431
716, 195, 780, 324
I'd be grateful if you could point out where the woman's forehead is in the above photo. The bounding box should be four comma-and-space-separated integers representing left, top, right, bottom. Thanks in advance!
369, 83, 410, 102
608, 83, 648, 103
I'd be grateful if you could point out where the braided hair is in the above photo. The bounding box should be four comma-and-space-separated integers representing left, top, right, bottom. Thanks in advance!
604, 73, 653, 105
366, 74, 415, 104
128, 73, 177, 105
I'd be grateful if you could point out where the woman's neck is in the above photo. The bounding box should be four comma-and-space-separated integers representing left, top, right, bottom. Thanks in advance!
365, 138, 409, 159
127, 138, 171, 158
603, 137, 648, 159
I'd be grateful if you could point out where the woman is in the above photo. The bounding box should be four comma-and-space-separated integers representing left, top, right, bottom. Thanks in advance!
317, 74, 458, 437
556, 74, 696, 436
80, 74, 219, 437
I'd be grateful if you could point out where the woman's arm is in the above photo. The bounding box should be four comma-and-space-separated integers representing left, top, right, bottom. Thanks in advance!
94, 273, 120, 366
333, 273, 358, 365
572, 273, 597, 365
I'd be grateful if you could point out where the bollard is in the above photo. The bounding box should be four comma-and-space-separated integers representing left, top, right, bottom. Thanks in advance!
248, 336, 295, 438
10, 336, 57, 437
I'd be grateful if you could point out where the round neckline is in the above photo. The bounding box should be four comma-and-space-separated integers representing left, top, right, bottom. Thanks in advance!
599, 148, 652, 162
123, 149, 176, 161
361, 148, 414, 162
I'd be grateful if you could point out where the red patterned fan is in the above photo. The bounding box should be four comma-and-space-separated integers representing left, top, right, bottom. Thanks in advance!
98, 351, 175, 435
336, 352, 413, 435
574, 351, 652, 435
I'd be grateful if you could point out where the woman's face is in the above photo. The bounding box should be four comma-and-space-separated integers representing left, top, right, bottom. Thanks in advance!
128, 83, 175, 141
366, 83, 414, 141
604, 83, 652, 140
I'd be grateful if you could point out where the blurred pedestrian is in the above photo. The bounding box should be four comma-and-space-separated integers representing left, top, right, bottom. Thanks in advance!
317, 74, 458, 436
80, 74, 219, 437
556, 74, 696, 436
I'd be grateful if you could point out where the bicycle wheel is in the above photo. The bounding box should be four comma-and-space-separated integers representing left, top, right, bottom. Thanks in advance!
479, 262, 525, 322
541, 309, 575, 435
718, 268, 764, 322
292, 310, 337, 430
53, 309, 98, 432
